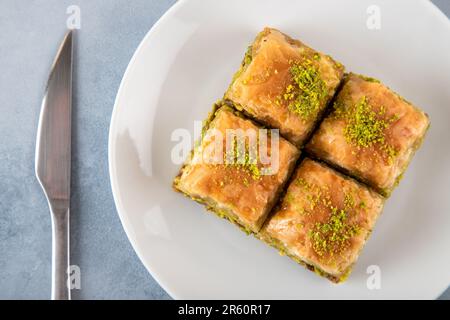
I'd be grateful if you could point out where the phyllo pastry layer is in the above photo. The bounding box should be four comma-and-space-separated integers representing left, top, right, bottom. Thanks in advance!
258, 158, 384, 283
306, 73, 430, 196
173, 104, 300, 234
224, 27, 345, 146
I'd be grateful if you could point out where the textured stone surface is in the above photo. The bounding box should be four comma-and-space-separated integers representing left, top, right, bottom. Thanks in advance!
0, 0, 448, 299
0, 0, 175, 300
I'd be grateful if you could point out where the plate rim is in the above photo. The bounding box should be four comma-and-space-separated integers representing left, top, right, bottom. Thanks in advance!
108, 0, 187, 299
108, 0, 450, 299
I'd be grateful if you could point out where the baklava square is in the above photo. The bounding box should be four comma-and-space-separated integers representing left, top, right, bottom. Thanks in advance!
258, 158, 384, 283
306, 73, 430, 196
224, 27, 345, 146
173, 103, 300, 234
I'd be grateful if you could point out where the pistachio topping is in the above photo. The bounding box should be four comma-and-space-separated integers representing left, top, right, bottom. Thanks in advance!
308, 206, 359, 259
359, 75, 380, 83
243, 45, 253, 66
279, 59, 328, 119
359, 201, 367, 210
344, 193, 355, 209
285, 192, 295, 203
224, 137, 261, 181
294, 175, 361, 260
334, 96, 398, 162
343, 96, 387, 147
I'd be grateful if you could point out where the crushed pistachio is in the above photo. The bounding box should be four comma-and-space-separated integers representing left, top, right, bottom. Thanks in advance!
313, 266, 328, 278
394, 171, 404, 187
344, 193, 354, 209
306, 193, 322, 210
293, 176, 361, 259
296, 178, 310, 189
334, 96, 398, 162
308, 207, 359, 258
225, 137, 261, 181
344, 96, 388, 147
359, 75, 380, 83
280, 59, 327, 119
243, 45, 252, 66
285, 192, 295, 204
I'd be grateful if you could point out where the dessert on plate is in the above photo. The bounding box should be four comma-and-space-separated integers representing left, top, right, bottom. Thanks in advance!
173, 28, 430, 283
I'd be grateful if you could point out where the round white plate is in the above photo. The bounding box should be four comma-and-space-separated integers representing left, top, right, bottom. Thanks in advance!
109, 0, 450, 299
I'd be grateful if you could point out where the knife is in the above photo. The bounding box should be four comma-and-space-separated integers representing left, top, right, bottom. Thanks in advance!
35, 30, 73, 300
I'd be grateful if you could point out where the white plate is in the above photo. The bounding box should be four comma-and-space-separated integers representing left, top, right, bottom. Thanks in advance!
109, 0, 450, 299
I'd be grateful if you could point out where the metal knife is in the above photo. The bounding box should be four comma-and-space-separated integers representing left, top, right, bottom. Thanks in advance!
35, 30, 73, 300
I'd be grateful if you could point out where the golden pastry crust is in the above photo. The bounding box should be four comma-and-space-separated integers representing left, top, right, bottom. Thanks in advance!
306, 73, 430, 196
225, 27, 344, 146
174, 105, 300, 233
259, 159, 384, 282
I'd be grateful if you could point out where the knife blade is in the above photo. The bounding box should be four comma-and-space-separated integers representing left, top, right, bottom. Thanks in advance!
35, 30, 73, 300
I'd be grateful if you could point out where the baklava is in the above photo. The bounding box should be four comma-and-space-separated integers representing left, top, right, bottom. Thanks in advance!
172, 28, 431, 284
258, 158, 385, 282
306, 73, 430, 196
173, 103, 300, 233
224, 27, 345, 146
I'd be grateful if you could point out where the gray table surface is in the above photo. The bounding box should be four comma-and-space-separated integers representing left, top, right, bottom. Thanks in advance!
0, 0, 449, 300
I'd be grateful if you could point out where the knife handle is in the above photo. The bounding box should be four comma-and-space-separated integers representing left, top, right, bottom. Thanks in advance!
50, 206, 71, 300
